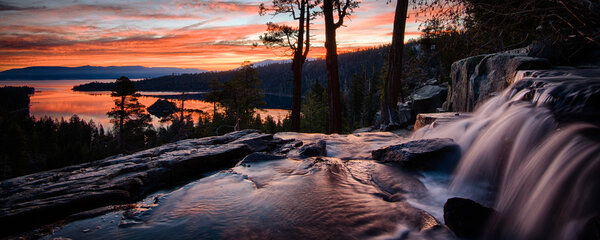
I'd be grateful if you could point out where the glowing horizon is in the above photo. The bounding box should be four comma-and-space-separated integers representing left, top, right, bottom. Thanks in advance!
0, 0, 425, 72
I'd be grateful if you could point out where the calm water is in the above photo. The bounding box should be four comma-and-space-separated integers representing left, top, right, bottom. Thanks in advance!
1, 80, 290, 129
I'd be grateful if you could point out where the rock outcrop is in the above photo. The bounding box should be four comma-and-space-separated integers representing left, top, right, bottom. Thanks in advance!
372, 138, 461, 172
443, 197, 496, 239
413, 85, 448, 115
446, 50, 550, 112
0, 130, 287, 237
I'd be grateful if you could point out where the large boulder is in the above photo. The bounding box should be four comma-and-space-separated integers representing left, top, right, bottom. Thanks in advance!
443, 198, 496, 239
446, 51, 549, 112
371, 138, 461, 172
413, 85, 448, 115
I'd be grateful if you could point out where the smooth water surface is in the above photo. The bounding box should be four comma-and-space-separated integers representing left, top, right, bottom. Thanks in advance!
1, 80, 290, 128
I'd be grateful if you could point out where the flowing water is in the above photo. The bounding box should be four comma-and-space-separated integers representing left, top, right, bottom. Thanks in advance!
39, 69, 600, 239
414, 69, 600, 239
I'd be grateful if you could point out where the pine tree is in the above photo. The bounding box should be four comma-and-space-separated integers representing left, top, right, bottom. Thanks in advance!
107, 76, 151, 151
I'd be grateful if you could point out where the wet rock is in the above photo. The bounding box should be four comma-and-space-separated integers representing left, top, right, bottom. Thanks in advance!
275, 140, 303, 154
0, 130, 285, 237
237, 153, 286, 166
371, 138, 461, 172
443, 197, 496, 239
414, 112, 471, 130
413, 85, 448, 115
580, 216, 600, 240
299, 140, 327, 157
229, 132, 276, 152
447, 52, 549, 112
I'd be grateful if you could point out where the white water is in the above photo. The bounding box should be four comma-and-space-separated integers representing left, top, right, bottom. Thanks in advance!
414, 69, 600, 239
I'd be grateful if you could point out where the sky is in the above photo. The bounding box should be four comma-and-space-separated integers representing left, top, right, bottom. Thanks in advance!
0, 0, 424, 71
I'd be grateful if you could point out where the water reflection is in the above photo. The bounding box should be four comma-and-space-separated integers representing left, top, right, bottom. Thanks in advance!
1, 80, 290, 129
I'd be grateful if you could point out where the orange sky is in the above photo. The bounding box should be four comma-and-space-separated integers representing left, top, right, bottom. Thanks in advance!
0, 0, 426, 72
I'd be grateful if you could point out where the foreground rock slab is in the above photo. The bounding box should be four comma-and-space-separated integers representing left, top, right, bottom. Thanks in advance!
0, 130, 285, 237
372, 138, 461, 172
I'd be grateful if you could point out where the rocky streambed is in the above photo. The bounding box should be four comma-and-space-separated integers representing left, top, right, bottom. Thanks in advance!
2, 131, 463, 240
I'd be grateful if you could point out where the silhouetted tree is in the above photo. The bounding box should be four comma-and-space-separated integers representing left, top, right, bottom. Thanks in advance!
205, 63, 265, 131
321, 0, 359, 133
107, 76, 151, 151
260, 0, 319, 132
414, 0, 600, 64
379, 0, 408, 130
301, 80, 328, 133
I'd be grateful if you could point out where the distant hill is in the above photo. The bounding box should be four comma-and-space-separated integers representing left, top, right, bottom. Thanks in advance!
0, 66, 207, 80
249, 58, 317, 68
73, 46, 390, 96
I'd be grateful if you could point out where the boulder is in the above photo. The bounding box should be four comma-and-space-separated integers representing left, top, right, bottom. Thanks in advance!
580, 216, 600, 240
414, 112, 471, 130
447, 52, 549, 112
412, 85, 448, 115
0, 130, 285, 237
371, 138, 461, 172
443, 197, 496, 239
299, 140, 327, 157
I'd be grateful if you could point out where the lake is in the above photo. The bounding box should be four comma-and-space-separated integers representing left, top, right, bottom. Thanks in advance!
1, 79, 290, 129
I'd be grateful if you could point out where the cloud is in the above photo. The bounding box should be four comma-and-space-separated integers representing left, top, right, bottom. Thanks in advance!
0, 2, 45, 11
0, 0, 433, 71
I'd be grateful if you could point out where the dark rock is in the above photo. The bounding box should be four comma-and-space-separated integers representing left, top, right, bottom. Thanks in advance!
371, 138, 461, 172
447, 52, 550, 112
443, 197, 496, 239
299, 140, 327, 157
229, 132, 275, 152
413, 85, 448, 115
237, 153, 286, 166
275, 140, 303, 154
580, 216, 600, 240
0, 130, 284, 237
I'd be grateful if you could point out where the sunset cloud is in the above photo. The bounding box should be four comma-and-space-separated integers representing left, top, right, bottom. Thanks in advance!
0, 0, 425, 71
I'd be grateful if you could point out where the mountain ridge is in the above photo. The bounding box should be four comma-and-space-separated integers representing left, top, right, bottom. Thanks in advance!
0, 65, 208, 80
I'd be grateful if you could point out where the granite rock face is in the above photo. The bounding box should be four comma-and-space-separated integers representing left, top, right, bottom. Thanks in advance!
447, 52, 549, 112
0, 130, 286, 236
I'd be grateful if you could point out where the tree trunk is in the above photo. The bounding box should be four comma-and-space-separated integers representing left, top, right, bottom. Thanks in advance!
290, 1, 306, 132
380, 0, 408, 130
119, 95, 125, 150
323, 0, 343, 133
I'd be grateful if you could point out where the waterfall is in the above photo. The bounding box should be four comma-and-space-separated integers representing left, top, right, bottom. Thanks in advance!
413, 69, 600, 239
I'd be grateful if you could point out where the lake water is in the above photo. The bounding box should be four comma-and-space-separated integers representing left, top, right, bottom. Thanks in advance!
1, 80, 290, 129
